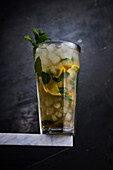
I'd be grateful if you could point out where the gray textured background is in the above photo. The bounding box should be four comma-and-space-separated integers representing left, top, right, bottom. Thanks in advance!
0, 0, 113, 169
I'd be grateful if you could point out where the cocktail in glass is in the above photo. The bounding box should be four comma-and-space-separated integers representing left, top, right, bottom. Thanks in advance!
35, 41, 80, 135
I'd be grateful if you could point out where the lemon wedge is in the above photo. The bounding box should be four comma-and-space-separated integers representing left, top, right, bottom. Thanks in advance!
42, 63, 79, 96
43, 78, 61, 96
42, 66, 65, 96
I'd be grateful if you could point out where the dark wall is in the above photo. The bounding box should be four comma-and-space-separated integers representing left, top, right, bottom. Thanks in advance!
0, 0, 113, 169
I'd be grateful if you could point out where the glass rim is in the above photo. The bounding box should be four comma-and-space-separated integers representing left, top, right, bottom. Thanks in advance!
46, 40, 81, 53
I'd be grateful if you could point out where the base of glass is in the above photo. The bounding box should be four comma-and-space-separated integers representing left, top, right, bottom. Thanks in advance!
42, 128, 75, 136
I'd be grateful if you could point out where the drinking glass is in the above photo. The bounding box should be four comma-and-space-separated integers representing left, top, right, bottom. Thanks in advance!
35, 41, 80, 135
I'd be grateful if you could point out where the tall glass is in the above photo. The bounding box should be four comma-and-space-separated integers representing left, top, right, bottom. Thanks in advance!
35, 41, 80, 135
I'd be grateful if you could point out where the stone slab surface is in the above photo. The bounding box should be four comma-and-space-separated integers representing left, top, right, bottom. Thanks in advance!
0, 133, 73, 147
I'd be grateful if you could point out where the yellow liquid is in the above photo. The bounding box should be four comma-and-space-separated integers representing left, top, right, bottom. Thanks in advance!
36, 46, 80, 134
37, 64, 79, 133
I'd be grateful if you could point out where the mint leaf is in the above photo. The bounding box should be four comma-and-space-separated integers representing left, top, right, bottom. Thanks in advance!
42, 72, 51, 84
53, 72, 70, 82
30, 28, 39, 44
39, 29, 43, 35
24, 28, 51, 47
53, 76, 61, 82
65, 94, 72, 100
59, 87, 67, 94
60, 58, 70, 62
60, 57, 74, 63
24, 35, 37, 47
39, 33, 51, 43
35, 57, 42, 76
62, 71, 70, 78
71, 56, 74, 62
35, 57, 51, 84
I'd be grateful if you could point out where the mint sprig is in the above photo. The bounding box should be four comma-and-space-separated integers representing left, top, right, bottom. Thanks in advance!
35, 57, 51, 84
24, 28, 51, 48
30, 28, 39, 44
53, 72, 70, 82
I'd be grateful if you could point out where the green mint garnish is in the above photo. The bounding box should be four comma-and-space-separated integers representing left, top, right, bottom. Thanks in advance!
59, 87, 67, 94
60, 58, 70, 62
65, 94, 72, 101
60, 57, 74, 63
30, 28, 39, 44
35, 57, 42, 76
24, 28, 51, 48
35, 56, 51, 84
42, 72, 51, 85
71, 57, 74, 62
24, 29, 52, 85
24, 35, 37, 47
53, 72, 70, 82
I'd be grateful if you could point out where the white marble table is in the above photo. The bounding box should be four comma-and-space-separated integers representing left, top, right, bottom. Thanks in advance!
0, 133, 73, 147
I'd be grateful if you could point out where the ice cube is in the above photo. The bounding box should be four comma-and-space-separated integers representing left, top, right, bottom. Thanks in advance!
53, 102, 61, 109
50, 65, 58, 75
65, 113, 71, 121
67, 82, 73, 91
61, 51, 69, 59
56, 48, 63, 57
37, 48, 44, 56
72, 52, 80, 65
52, 115, 58, 121
61, 42, 69, 51
41, 56, 49, 65
55, 110, 62, 118
45, 97, 53, 106
40, 49, 48, 59
64, 100, 70, 108
35, 48, 48, 63
38, 43, 48, 48
67, 67, 76, 78
47, 44, 56, 52
68, 108, 72, 114
47, 107, 54, 115
48, 54, 61, 65
59, 42, 75, 59
55, 63, 62, 73
61, 42, 75, 49
67, 48, 73, 57
54, 96, 62, 102
63, 106, 68, 114
35, 48, 38, 53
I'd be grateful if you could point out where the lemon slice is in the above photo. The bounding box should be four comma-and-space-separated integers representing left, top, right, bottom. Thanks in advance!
42, 63, 79, 96
63, 63, 79, 71
43, 78, 61, 96
42, 66, 65, 96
